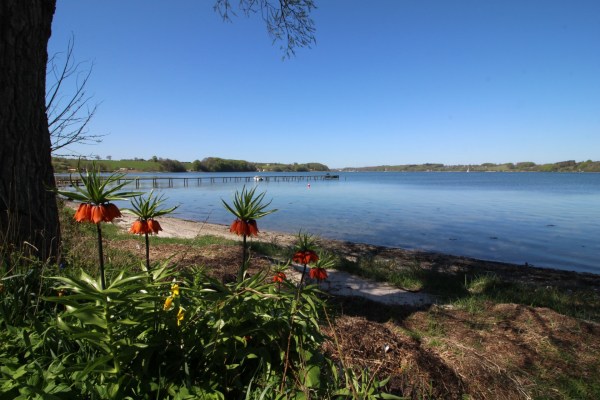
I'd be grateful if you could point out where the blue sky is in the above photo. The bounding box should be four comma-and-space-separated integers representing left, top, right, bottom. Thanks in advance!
48, 0, 600, 168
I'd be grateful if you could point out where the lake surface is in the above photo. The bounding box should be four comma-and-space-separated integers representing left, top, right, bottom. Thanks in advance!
104, 171, 599, 274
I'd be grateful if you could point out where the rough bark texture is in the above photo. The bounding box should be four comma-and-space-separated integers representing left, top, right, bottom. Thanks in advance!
0, 0, 59, 260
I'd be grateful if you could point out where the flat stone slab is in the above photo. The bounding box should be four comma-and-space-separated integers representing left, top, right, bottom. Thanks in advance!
289, 265, 435, 306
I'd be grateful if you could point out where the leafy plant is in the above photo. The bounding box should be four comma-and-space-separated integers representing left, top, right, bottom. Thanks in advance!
222, 186, 276, 282
124, 190, 178, 272
292, 231, 319, 285
33, 258, 370, 398
0, 252, 50, 327
56, 162, 139, 289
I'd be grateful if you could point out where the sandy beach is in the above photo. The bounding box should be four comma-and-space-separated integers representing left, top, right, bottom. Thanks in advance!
114, 213, 298, 247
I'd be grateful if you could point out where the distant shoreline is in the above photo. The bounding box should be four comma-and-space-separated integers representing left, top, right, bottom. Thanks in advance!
55, 169, 600, 176
52, 157, 600, 173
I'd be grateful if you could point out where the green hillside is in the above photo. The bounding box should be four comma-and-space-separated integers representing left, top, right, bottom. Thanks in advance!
52, 157, 330, 173
342, 160, 600, 173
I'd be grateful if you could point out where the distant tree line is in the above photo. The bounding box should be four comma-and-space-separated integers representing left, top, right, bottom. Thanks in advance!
189, 157, 329, 173
256, 162, 329, 172
52, 156, 330, 173
157, 158, 186, 172
342, 160, 600, 173
190, 157, 256, 172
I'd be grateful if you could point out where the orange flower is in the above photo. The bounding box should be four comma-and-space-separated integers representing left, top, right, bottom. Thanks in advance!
147, 219, 162, 234
229, 219, 241, 234
103, 203, 122, 222
272, 272, 286, 283
293, 250, 319, 265
74, 203, 92, 222
129, 219, 149, 234
229, 219, 259, 237
75, 203, 121, 224
309, 267, 328, 281
129, 220, 141, 234
248, 219, 259, 236
91, 205, 106, 224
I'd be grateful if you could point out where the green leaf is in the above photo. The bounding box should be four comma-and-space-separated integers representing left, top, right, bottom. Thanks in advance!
379, 394, 406, 400
65, 309, 108, 329
304, 364, 321, 388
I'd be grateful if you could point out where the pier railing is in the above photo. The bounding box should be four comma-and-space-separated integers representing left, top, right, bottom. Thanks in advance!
55, 174, 340, 189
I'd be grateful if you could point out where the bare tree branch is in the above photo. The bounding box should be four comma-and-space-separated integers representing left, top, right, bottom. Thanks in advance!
214, 0, 316, 58
46, 36, 105, 154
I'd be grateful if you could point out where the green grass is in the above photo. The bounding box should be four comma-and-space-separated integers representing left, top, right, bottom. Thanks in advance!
553, 376, 600, 400
249, 241, 290, 260
335, 253, 600, 322
105, 229, 237, 247
458, 274, 600, 321
59, 205, 236, 274
336, 256, 468, 297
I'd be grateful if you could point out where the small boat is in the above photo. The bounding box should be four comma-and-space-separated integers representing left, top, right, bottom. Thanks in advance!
253, 176, 264, 182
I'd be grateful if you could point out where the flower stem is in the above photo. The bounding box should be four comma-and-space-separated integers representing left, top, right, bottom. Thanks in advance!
300, 264, 307, 286
96, 223, 106, 290
144, 231, 150, 274
238, 233, 248, 282
104, 300, 120, 376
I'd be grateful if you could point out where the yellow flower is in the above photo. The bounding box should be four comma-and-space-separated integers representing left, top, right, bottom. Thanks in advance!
177, 307, 184, 326
171, 283, 180, 297
163, 296, 173, 310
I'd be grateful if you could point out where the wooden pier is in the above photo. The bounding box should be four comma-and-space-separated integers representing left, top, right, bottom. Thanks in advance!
55, 174, 340, 189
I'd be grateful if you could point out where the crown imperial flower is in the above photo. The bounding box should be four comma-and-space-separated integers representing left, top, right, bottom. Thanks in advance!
272, 272, 286, 283
129, 220, 148, 234
229, 219, 259, 236
293, 250, 319, 265
309, 267, 328, 281
74, 203, 92, 222
147, 219, 162, 234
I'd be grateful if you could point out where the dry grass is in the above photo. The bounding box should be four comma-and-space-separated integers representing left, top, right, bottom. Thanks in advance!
322, 298, 600, 399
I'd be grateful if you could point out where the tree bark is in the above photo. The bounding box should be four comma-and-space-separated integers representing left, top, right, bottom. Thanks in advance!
0, 1, 59, 260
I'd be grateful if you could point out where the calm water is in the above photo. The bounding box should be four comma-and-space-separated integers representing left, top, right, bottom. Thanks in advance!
105, 171, 599, 274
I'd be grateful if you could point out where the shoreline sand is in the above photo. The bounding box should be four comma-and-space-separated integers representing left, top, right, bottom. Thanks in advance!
114, 213, 299, 247
113, 213, 437, 306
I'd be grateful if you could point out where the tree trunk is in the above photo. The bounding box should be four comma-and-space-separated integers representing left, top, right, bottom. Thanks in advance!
0, 1, 59, 261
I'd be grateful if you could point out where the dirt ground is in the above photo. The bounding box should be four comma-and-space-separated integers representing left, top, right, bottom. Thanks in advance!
104, 223, 600, 399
